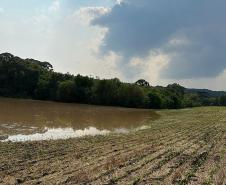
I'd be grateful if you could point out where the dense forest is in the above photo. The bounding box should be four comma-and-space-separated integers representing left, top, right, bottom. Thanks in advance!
0, 52, 226, 109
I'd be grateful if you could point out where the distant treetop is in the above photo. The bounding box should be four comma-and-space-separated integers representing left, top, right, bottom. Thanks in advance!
135, 79, 150, 87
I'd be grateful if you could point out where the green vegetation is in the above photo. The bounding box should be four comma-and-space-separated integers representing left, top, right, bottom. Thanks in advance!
0, 52, 225, 109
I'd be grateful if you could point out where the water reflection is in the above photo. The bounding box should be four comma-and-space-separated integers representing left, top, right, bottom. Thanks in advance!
2, 125, 151, 142
3, 127, 111, 142
0, 98, 159, 141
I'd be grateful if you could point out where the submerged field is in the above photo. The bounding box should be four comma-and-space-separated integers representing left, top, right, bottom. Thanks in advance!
0, 107, 226, 185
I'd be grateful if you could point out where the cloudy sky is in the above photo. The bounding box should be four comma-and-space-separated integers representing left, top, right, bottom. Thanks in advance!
0, 0, 226, 90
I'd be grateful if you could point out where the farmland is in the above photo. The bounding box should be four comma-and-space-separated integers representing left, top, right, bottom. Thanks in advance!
0, 107, 226, 184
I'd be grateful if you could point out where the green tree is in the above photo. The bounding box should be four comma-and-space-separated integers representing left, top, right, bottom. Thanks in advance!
118, 84, 145, 108
57, 80, 75, 102
93, 78, 121, 105
147, 91, 162, 109
135, 79, 150, 87
1, 52, 225, 110
74, 75, 94, 103
218, 95, 226, 106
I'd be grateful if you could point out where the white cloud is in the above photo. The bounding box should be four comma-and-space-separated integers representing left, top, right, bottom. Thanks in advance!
115, 0, 123, 5
2, 1, 226, 90
93, 0, 226, 80
49, 1, 60, 12
31, 14, 49, 24
171, 70, 226, 91
74, 6, 111, 25
143, 52, 169, 85
126, 51, 169, 85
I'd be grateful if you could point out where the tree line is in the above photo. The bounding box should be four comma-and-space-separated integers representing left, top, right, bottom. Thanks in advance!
0, 53, 226, 109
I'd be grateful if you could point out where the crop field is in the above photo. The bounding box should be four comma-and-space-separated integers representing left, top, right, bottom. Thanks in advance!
0, 107, 226, 185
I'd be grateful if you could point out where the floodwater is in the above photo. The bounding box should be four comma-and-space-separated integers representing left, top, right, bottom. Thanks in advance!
0, 98, 159, 142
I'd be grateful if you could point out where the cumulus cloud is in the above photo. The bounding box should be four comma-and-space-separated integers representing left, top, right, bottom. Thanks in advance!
75, 6, 110, 25
92, 0, 226, 79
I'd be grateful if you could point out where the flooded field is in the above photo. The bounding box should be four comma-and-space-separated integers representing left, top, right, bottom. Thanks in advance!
1, 107, 226, 184
0, 98, 158, 142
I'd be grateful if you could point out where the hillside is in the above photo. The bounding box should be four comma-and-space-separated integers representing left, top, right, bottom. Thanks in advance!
185, 88, 226, 98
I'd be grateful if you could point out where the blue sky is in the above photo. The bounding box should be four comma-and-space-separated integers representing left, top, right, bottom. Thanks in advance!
0, 0, 114, 19
0, 0, 226, 90
0, 0, 114, 10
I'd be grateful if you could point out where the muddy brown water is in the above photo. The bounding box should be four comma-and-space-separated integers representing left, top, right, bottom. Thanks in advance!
0, 98, 159, 142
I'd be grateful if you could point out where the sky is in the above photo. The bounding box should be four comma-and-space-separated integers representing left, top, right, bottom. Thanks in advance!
0, 0, 226, 90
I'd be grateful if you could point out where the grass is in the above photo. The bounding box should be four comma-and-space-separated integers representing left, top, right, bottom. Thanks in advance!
0, 107, 226, 184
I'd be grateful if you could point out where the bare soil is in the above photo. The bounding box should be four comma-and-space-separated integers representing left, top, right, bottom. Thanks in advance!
0, 107, 226, 185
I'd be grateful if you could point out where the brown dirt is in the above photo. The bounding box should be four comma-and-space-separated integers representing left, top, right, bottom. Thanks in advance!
0, 107, 226, 185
